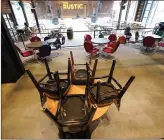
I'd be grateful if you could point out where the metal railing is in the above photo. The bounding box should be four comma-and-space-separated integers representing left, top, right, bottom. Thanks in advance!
15, 27, 154, 48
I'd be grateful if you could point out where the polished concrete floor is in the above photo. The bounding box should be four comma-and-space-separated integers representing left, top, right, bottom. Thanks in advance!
2, 44, 164, 138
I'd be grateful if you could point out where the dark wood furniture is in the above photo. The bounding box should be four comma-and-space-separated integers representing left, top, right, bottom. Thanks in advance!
26, 60, 71, 106
88, 60, 135, 110
69, 51, 98, 85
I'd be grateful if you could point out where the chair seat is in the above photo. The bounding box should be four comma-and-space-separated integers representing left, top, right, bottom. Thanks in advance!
92, 48, 99, 54
75, 69, 88, 79
42, 80, 69, 99
102, 47, 113, 53
158, 42, 164, 47
90, 85, 118, 107
57, 95, 89, 130
21, 50, 34, 57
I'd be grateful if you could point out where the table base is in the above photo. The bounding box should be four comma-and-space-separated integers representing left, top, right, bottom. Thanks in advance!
93, 52, 115, 60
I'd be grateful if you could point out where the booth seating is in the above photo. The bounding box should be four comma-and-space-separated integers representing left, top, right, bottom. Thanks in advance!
69, 51, 98, 85
88, 60, 135, 110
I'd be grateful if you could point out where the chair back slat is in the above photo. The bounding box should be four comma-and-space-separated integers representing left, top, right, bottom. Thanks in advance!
87, 104, 97, 126
44, 58, 53, 79
70, 51, 75, 65
91, 59, 98, 78
107, 60, 116, 83
118, 76, 135, 99
68, 58, 75, 79
96, 81, 101, 104
26, 70, 43, 101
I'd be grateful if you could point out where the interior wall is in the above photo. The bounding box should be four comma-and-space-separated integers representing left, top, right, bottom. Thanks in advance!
1, 16, 25, 83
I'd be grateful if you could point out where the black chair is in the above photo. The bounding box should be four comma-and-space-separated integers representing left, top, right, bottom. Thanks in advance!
69, 51, 98, 85
42, 68, 97, 138
88, 60, 135, 110
53, 74, 97, 137
37, 44, 51, 59
26, 66, 71, 106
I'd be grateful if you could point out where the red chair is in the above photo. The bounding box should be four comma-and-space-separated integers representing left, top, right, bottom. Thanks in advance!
84, 34, 92, 41
102, 41, 120, 59
142, 36, 156, 54
84, 41, 99, 63
108, 34, 117, 43
118, 36, 126, 44
15, 45, 35, 63
158, 42, 164, 47
30, 36, 41, 42
143, 36, 156, 47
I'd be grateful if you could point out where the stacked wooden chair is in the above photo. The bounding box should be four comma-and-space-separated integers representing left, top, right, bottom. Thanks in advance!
27, 52, 135, 138
87, 60, 135, 110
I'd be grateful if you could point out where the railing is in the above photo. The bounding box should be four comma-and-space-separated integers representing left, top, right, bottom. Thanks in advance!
15, 27, 154, 48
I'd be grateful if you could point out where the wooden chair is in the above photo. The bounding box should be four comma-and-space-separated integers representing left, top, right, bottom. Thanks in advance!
44, 72, 97, 138
69, 51, 98, 85
88, 60, 135, 110
26, 60, 71, 106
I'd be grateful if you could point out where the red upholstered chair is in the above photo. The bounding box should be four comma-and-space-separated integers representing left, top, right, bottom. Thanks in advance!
158, 42, 164, 47
118, 36, 126, 44
143, 36, 156, 48
108, 34, 117, 44
84, 34, 92, 42
84, 41, 99, 64
15, 45, 35, 63
102, 41, 120, 59
142, 36, 156, 54
30, 36, 41, 42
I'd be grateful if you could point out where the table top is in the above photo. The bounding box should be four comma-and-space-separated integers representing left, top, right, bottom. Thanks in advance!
91, 38, 109, 44
142, 33, 162, 39
45, 85, 110, 121
26, 41, 47, 48
46, 38, 57, 43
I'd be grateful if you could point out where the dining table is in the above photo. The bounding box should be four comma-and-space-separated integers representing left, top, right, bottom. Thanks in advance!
45, 85, 111, 121
26, 41, 47, 49
91, 38, 110, 59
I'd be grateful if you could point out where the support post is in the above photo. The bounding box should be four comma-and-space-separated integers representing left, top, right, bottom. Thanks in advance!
124, 0, 131, 23
31, 0, 40, 33
117, 2, 123, 29
19, 0, 29, 26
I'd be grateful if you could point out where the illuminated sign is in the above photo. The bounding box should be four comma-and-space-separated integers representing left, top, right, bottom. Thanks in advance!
62, 2, 83, 9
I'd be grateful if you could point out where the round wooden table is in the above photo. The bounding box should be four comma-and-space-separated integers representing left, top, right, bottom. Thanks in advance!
26, 41, 47, 49
91, 38, 109, 59
45, 85, 110, 121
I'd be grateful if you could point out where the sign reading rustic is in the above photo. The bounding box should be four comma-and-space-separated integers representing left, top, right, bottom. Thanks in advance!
62, 2, 83, 9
